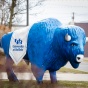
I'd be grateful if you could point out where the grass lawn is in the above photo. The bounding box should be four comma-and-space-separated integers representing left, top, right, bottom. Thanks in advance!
59, 67, 88, 74
0, 80, 88, 88
0, 52, 88, 88
0, 52, 88, 74
84, 57, 88, 62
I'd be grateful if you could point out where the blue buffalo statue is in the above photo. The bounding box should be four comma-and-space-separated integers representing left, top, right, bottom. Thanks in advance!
0, 18, 86, 83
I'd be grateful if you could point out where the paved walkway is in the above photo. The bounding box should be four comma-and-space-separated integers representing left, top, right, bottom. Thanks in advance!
0, 72, 88, 81
65, 61, 88, 72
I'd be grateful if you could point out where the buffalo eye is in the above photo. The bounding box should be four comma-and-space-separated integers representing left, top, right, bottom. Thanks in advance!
70, 43, 78, 46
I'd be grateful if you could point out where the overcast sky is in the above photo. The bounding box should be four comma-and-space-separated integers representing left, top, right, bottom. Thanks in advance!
29, 0, 88, 25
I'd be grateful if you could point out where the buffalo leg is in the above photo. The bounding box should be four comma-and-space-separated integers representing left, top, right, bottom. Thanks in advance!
5, 56, 19, 82
49, 71, 57, 83
31, 64, 45, 84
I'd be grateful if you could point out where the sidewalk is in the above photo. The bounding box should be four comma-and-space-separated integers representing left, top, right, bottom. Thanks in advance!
65, 61, 88, 72
0, 72, 88, 81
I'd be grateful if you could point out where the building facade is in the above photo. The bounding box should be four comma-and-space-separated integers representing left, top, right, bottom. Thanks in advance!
75, 23, 88, 57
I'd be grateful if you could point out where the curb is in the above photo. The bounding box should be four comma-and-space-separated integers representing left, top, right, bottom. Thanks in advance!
0, 72, 88, 81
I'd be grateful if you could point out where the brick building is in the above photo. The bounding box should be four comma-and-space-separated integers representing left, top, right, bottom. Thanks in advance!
75, 23, 88, 57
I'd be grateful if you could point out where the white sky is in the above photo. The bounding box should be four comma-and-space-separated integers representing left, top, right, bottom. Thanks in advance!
29, 0, 88, 25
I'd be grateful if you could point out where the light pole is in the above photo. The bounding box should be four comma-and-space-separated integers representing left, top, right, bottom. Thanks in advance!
27, 0, 29, 26
72, 12, 74, 25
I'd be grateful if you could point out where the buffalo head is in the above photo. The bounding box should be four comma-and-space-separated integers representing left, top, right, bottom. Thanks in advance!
54, 25, 86, 68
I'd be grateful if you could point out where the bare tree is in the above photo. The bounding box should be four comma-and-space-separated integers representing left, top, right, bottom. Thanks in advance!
0, 0, 27, 28
29, 0, 45, 15
0, 0, 46, 28
0, 0, 5, 25
9, 0, 17, 28
29, 0, 45, 10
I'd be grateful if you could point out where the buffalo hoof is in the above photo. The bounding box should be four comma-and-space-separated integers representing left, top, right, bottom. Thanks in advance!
37, 81, 43, 84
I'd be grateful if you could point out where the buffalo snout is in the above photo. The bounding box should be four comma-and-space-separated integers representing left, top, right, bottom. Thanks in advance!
76, 54, 84, 63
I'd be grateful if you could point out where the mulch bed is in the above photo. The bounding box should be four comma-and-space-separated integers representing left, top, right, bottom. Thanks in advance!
0, 64, 31, 72
0, 53, 31, 72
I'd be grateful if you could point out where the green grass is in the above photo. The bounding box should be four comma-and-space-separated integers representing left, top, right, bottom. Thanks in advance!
0, 51, 5, 56
0, 80, 88, 88
59, 67, 88, 74
0, 53, 88, 88
0, 53, 88, 74
84, 58, 88, 62
1, 59, 88, 74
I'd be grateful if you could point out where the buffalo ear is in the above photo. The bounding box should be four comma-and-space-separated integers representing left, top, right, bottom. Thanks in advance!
86, 37, 88, 42
65, 33, 71, 41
